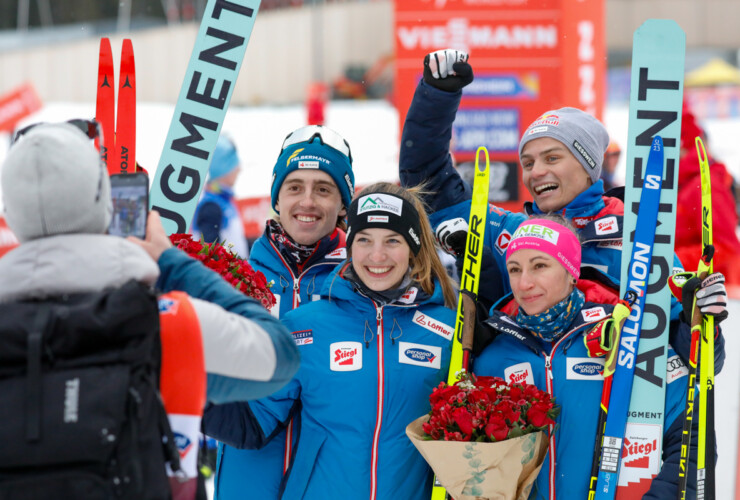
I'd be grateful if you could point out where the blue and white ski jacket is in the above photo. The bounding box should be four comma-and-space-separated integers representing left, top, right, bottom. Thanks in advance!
219, 264, 455, 500
204, 232, 347, 500
474, 300, 694, 500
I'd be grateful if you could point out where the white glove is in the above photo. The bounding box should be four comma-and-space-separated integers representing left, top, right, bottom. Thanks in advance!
435, 217, 468, 256
426, 49, 469, 79
695, 272, 728, 322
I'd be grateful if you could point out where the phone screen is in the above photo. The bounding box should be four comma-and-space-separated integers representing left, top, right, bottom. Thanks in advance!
108, 173, 149, 239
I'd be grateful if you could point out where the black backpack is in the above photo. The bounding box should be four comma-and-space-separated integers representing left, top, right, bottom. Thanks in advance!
0, 280, 181, 500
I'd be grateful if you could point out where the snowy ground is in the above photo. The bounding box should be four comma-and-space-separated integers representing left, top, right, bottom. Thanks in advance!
1, 100, 738, 497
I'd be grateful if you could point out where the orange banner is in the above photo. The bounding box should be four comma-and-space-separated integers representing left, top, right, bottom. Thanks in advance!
235, 196, 272, 240
0, 83, 42, 132
395, 0, 605, 212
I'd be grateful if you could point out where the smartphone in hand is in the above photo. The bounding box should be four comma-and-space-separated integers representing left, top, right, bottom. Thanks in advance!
108, 173, 149, 239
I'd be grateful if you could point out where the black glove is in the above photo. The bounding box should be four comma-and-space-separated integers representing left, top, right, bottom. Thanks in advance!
423, 49, 474, 93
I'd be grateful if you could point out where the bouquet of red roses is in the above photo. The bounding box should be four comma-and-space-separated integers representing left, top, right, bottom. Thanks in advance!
406, 372, 558, 500
169, 233, 276, 310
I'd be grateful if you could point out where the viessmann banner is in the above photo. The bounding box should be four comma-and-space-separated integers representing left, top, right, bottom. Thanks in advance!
394, 0, 605, 210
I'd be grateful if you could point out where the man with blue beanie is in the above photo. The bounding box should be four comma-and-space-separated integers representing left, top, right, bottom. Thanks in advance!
193, 135, 248, 258
202, 125, 355, 500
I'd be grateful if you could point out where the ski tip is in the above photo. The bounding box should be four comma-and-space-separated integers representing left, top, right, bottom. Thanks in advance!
474, 146, 489, 172
651, 135, 663, 152
695, 136, 708, 164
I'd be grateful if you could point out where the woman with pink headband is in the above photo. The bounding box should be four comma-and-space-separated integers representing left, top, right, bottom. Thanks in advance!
473, 216, 698, 499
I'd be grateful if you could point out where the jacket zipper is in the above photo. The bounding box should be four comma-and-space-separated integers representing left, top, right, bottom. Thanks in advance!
543, 334, 572, 500
267, 239, 334, 309
370, 305, 384, 500
541, 322, 598, 500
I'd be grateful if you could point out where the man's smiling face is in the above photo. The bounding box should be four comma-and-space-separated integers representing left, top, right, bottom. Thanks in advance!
520, 137, 592, 212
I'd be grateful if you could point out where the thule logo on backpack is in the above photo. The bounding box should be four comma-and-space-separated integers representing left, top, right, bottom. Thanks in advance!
64, 378, 80, 423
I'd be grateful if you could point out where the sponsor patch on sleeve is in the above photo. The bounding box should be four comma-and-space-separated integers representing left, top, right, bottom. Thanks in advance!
398, 342, 442, 369
566, 357, 605, 380
292, 329, 314, 346
666, 354, 688, 384
330, 342, 362, 371
412, 310, 453, 341
504, 362, 534, 385
581, 306, 607, 322
495, 230, 512, 255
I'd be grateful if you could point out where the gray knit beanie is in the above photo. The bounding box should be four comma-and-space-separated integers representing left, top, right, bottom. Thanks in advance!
2, 122, 112, 242
518, 107, 610, 184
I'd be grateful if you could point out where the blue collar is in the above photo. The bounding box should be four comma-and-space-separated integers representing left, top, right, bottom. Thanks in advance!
528, 180, 606, 219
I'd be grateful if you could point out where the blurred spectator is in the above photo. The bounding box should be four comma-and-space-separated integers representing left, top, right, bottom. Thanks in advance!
674, 108, 740, 286
601, 140, 621, 192
192, 135, 249, 259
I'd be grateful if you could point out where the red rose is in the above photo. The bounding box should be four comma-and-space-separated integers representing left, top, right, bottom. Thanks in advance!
452, 407, 474, 437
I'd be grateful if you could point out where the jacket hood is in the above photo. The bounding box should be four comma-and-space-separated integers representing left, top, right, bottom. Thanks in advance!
0, 234, 159, 303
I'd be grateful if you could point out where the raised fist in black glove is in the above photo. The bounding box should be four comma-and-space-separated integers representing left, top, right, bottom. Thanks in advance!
423, 49, 474, 93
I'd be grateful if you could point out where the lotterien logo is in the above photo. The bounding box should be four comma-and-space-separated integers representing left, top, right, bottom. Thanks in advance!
357, 194, 403, 216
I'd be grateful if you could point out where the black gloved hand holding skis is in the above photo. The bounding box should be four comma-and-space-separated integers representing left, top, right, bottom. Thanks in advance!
669, 269, 729, 325
423, 49, 474, 93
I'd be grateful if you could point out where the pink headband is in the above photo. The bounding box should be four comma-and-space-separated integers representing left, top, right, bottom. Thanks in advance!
506, 218, 581, 279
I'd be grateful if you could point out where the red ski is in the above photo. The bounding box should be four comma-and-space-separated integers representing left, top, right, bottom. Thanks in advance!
95, 38, 115, 173
116, 39, 136, 174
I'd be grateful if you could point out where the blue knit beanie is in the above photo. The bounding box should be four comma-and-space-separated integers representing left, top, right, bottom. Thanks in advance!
271, 137, 354, 212
208, 136, 240, 180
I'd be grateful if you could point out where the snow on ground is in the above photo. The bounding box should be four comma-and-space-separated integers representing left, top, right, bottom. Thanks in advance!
0, 99, 400, 204
1, 100, 739, 497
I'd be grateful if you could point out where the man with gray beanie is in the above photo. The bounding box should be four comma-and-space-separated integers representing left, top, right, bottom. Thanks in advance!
202, 124, 355, 500
400, 49, 629, 298
399, 49, 727, 372
0, 121, 299, 499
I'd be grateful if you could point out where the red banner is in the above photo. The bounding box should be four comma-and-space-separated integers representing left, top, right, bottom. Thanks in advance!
395, 0, 605, 212
235, 196, 272, 240
0, 83, 42, 132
